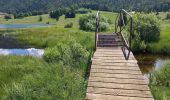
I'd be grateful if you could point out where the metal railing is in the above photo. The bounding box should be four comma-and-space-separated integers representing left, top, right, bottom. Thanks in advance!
95, 11, 100, 50
115, 9, 133, 60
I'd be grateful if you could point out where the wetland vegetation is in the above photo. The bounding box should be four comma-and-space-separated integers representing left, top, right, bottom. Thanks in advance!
0, 7, 170, 100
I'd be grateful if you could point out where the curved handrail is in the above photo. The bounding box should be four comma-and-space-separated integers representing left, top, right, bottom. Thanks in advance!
115, 9, 133, 60
95, 11, 100, 50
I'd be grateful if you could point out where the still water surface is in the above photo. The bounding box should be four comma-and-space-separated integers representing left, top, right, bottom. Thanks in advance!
0, 24, 50, 29
135, 54, 169, 82
0, 48, 44, 57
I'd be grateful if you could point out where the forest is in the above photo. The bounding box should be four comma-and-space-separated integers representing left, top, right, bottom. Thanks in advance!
0, 0, 170, 16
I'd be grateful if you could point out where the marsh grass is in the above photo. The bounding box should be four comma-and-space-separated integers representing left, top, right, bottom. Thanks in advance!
150, 60, 170, 100
0, 55, 87, 100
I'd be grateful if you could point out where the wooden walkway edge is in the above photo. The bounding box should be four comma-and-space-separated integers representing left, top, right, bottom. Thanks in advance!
85, 47, 153, 100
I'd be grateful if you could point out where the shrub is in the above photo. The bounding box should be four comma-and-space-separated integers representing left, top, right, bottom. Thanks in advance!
43, 46, 61, 63
79, 14, 110, 32
132, 34, 146, 52
65, 11, 76, 18
64, 22, 73, 28
133, 13, 160, 43
43, 40, 89, 68
68, 40, 89, 67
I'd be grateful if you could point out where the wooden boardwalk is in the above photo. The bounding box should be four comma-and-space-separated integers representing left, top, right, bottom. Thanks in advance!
85, 47, 153, 100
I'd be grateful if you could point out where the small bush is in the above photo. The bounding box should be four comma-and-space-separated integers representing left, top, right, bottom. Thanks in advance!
43, 40, 89, 68
132, 34, 147, 52
43, 46, 61, 63
79, 14, 110, 32
133, 13, 160, 43
64, 22, 73, 28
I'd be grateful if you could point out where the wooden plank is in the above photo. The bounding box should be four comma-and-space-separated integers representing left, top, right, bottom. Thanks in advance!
93, 54, 135, 58
90, 68, 142, 75
89, 77, 148, 85
94, 51, 123, 55
93, 57, 136, 60
86, 93, 153, 100
88, 82, 150, 91
91, 65, 140, 71
92, 59, 138, 63
92, 62, 138, 66
90, 73, 144, 80
87, 87, 152, 98
96, 47, 122, 50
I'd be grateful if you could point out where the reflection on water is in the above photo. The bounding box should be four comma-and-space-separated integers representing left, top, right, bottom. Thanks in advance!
0, 24, 50, 29
0, 48, 44, 57
135, 54, 169, 82
0, 33, 28, 48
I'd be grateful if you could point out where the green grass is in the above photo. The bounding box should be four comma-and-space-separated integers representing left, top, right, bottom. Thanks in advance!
8, 27, 95, 51
0, 14, 56, 24
0, 56, 86, 100
1, 10, 170, 99
0, 11, 117, 30
150, 60, 170, 100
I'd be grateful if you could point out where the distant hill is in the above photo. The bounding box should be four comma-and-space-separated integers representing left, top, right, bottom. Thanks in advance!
0, 0, 170, 14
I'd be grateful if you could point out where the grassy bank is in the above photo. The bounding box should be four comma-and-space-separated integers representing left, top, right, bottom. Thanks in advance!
0, 55, 88, 99
0, 11, 117, 29
150, 60, 170, 100
0, 11, 99, 99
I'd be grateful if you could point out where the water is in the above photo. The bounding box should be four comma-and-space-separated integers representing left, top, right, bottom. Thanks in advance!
0, 24, 50, 29
135, 54, 169, 82
0, 48, 44, 57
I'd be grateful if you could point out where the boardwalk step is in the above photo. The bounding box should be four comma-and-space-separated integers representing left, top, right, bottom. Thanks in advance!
89, 77, 147, 85
88, 81, 150, 91
86, 93, 153, 100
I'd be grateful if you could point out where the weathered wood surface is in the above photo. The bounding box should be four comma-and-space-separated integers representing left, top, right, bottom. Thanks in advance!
86, 47, 153, 100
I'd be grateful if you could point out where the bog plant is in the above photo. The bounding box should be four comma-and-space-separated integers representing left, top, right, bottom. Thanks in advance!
79, 14, 110, 32
43, 40, 90, 68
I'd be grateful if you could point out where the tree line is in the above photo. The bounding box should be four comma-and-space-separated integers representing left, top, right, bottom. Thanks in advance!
0, 0, 170, 18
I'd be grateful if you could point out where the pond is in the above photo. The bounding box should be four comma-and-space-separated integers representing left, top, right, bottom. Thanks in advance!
135, 54, 170, 82
0, 24, 50, 29
0, 48, 44, 57
0, 31, 44, 57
